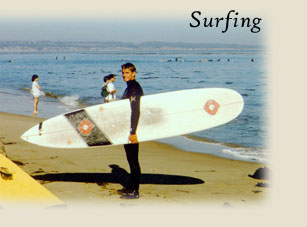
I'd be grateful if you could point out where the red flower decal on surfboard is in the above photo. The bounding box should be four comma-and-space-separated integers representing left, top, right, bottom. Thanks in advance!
204, 99, 220, 115
78, 119, 94, 136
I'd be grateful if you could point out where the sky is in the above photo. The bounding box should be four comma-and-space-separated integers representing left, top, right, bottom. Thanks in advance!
0, 1, 265, 45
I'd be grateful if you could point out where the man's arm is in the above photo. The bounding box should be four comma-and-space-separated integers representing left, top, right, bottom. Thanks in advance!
128, 87, 142, 143
129, 93, 141, 135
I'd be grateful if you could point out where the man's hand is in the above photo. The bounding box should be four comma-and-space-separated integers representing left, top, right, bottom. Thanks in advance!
129, 134, 138, 144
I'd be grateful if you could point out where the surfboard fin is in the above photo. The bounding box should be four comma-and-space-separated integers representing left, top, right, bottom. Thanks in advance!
38, 122, 43, 136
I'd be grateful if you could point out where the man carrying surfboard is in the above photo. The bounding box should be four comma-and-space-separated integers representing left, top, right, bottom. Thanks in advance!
118, 63, 144, 199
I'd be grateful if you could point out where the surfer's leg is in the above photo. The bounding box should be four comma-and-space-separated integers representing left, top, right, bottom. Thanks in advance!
122, 143, 140, 198
124, 143, 141, 190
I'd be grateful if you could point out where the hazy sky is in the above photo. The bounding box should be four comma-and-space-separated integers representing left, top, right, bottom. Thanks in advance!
0, 1, 265, 45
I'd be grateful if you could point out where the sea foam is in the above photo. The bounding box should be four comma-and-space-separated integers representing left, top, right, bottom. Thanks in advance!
59, 94, 80, 107
222, 148, 268, 163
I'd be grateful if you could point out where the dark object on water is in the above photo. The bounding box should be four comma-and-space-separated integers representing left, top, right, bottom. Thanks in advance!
248, 167, 269, 180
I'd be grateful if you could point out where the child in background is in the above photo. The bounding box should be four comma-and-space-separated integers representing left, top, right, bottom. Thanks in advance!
31, 74, 42, 117
103, 74, 117, 103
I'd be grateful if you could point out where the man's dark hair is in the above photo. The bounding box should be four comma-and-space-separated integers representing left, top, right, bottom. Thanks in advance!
121, 63, 136, 72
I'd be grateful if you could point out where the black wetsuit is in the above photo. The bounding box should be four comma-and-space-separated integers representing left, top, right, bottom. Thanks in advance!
122, 79, 144, 192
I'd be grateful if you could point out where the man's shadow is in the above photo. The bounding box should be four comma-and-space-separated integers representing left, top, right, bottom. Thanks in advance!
33, 164, 204, 188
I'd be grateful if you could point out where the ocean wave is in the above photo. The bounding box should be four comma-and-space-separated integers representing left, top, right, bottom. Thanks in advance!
59, 94, 80, 107
44, 91, 59, 99
22, 87, 31, 93
22, 87, 60, 99
21, 87, 83, 108
140, 76, 160, 80
222, 148, 268, 163
179, 135, 267, 163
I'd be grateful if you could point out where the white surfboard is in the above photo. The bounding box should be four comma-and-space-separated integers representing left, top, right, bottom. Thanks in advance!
21, 88, 244, 148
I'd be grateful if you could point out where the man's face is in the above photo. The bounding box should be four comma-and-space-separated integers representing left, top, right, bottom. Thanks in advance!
122, 68, 135, 82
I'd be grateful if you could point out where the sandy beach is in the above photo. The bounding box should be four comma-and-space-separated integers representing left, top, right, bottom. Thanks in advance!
0, 112, 269, 208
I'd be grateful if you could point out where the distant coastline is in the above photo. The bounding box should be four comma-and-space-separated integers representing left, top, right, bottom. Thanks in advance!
0, 41, 263, 54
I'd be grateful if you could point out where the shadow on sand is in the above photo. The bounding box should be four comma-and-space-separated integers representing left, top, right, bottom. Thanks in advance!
33, 164, 204, 188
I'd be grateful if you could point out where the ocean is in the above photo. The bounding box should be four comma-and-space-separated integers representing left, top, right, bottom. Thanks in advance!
0, 50, 268, 163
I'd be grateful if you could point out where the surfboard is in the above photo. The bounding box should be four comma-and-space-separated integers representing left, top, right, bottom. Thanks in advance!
0, 153, 63, 207
21, 88, 244, 149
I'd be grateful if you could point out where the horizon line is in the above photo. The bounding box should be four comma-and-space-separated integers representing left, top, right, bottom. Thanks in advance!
0, 40, 263, 47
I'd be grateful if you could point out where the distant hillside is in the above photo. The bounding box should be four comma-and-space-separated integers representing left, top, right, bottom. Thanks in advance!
0, 41, 262, 53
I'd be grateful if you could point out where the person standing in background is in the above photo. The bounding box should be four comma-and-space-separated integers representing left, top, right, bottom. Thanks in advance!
31, 74, 42, 117
104, 74, 117, 103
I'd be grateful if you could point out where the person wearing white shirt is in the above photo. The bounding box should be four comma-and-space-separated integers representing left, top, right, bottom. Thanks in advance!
31, 74, 42, 117
104, 74, 117, 103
